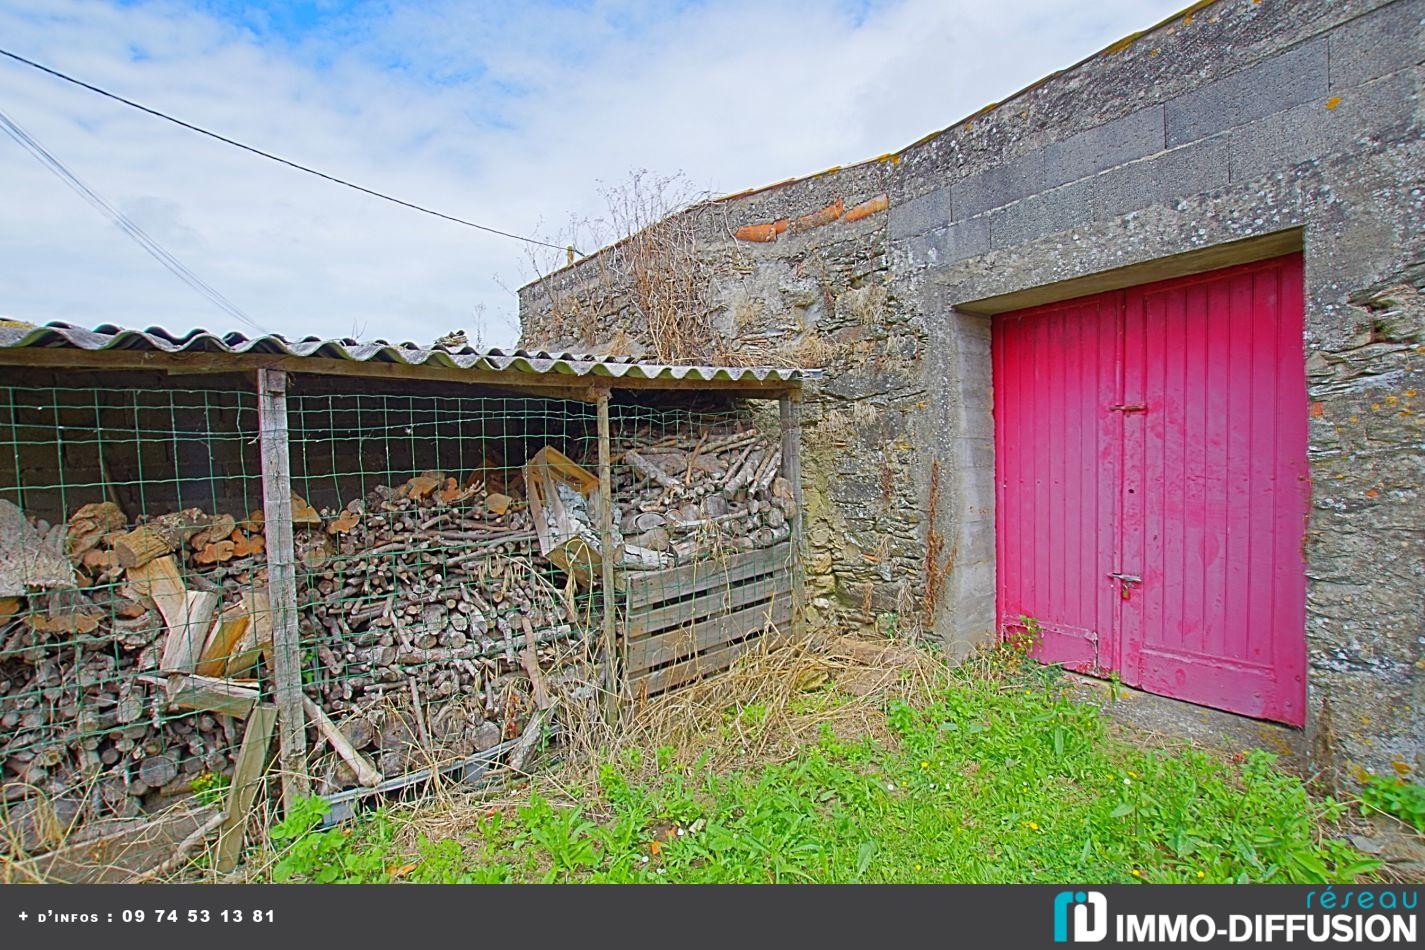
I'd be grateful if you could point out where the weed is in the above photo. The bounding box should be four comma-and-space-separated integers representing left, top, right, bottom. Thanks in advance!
190, 772, 230, 808
268, 798, 393, 884
1360, 774, 1425, 832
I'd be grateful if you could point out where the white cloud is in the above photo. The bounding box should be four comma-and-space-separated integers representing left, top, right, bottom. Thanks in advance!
0, 0, 1185, 346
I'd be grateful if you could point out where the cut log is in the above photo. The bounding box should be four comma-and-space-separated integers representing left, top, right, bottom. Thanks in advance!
112, 527, 174, 571
194, 541, 236, 565
290, 494, 321, 526
190, 514, 235, 550
112, 509, 210, 569
404, 475, 441, 501
302, 696, 382, 788
137, 753, 178, 788
231, 532, 265, 558
326, 510, 359, 535
65, 502, 126, 561
624, 450, 681, 490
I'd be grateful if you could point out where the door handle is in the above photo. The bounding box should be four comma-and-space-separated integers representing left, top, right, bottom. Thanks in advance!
1109, 403, 1147, 413
1108, 572, 1142, 584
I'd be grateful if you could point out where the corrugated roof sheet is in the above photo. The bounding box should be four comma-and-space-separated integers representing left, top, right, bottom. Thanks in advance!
0, 322, 817, 384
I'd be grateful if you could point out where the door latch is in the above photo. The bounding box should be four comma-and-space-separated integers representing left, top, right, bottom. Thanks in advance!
1109, 572, 1141, 601
1108, 403, 1147, 413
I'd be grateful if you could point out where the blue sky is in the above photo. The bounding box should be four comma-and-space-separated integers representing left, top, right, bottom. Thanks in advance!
0, 0, 1185, 345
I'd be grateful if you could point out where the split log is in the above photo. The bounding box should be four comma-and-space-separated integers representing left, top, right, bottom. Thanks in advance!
0, 499, 76, 594
163, 674, 259, 719
195, 604, 251, 678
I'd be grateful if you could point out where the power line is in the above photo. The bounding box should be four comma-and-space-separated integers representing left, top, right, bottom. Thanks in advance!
0, 107, 272, 335
0, 47, 578, 254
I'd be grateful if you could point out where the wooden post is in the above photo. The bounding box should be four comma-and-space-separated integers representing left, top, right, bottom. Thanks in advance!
215, 703, 277, 872
595, 387, 620, 720
780, 390, 806, 637
256, 369, 311, 811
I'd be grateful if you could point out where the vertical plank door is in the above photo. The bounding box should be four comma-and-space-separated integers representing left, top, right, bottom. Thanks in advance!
993, 254, 1308, 725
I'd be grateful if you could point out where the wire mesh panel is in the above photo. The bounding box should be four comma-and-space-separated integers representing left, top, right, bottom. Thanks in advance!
0, 379, 264, 862
283, 384, 603, 800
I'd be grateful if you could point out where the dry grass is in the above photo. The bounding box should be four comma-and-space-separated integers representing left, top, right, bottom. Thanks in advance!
368, 629, 950, 852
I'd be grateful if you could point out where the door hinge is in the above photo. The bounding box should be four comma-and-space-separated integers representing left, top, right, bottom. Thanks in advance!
1108, 403, 1147, 413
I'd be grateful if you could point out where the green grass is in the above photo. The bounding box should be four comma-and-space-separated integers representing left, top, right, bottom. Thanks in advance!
259, 649, 1377, 884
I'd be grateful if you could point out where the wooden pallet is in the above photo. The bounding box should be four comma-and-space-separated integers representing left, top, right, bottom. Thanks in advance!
623, 543, 795, 696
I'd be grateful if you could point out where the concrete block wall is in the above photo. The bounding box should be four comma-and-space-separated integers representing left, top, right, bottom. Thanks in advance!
519, 0, 1424, 778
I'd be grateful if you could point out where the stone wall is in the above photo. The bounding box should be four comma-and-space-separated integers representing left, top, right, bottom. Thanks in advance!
519, 0, 1424, 777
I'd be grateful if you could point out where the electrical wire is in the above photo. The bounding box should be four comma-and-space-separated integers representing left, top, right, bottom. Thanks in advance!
0, 107, 272, 335
0, 47, 578, 254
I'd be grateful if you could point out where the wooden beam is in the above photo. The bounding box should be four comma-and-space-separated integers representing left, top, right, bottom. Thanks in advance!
214, 702, 276, 872
0, 347, 801, 398
256, 369, 310, 812
780, 392, 806, 639
595, 387, 620, 720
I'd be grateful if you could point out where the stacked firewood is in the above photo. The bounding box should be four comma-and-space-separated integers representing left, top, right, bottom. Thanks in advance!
296, 472, 591, 793
0, 472, 593, 846
0, 499, 270, 853
0, 419, 787, 850
611, 425, 795, 565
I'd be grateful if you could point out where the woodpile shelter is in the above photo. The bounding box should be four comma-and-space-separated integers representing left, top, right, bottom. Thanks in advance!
0, 321, 815, 879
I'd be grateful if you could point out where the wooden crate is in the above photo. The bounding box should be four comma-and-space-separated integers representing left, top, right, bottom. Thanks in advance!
621, 542, 795, 696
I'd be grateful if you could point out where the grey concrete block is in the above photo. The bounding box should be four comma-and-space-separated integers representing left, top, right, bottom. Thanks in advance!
988, 178, 1094, 249
897, 215, 990, 269
1230, 67, 1420, 183
951, 149, 1046, 219
1093, 135, 1230, 219
1329, 0, 1424, 90
888, 187, 951, 240
1042, 105, 1166, 190
939, 216, 991, 264
1165, 37, 1329, 146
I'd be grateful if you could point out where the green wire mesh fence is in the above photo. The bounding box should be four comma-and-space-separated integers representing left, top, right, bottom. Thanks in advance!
603, 401, 799, 699
1, 382, 264, 857
0, 373, 799, 862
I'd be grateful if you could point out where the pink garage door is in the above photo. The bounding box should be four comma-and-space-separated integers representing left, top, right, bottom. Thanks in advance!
992, 255, 1308, 725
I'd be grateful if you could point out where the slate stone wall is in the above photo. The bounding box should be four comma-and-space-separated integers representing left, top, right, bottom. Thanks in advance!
520, 0, 1424, 777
